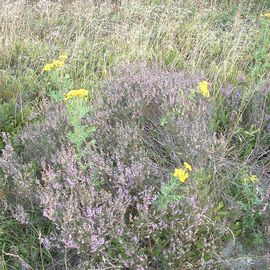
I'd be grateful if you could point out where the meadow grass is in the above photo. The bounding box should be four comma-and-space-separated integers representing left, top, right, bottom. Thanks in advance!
0, 0, 269, 269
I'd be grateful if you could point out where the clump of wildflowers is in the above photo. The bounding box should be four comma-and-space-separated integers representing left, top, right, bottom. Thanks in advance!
173, 162, 192, 183
243, 174, 259, 184
262, 12, 270, 18
198, 80, 210, 97
183, 161, 192, 171
42, 52, 68, 72
173, 168, 189, 183
65, 89, 89, 101
0, 63, 247, 269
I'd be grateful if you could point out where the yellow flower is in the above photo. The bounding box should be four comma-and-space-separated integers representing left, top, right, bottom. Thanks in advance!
65, 89, 89, 101
198, 81, 210, 98
249, 174, 259, 183
42, 60, 64, 71
58, 52, 68, 61
42, 53, 67, 72
243, 174, 259, 184
262, 12, 270, 18
42, 63, 54, 71
173, 168, 189, 183
52, 59, 65, 68
183, 162, 192, 172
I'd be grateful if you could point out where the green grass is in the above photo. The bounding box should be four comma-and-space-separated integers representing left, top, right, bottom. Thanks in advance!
0, 209, 54, 269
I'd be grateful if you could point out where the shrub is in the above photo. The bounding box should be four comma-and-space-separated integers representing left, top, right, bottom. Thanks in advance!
91, 62, 222, 170
17, 100, 69, 165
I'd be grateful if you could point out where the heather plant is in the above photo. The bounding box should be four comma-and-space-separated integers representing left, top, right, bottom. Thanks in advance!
3, 60, 269, 268
92, 62, 221, 171
17, 100, 69, 165
91, 62, 269, 263
38, 150, 228, 269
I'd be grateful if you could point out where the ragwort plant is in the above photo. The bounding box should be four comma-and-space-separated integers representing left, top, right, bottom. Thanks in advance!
42, 52, 95, 169
65, 89, 96, 169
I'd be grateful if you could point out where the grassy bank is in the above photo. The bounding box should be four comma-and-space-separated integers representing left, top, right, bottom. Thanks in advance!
0, 0, 269, 269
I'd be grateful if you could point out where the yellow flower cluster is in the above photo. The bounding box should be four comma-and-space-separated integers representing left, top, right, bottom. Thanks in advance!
250, 175, 259, 182
43, 53, 68, 72
262, 12, 270, 18
173, 162, 192, 183
183, 162, 192, 172
64, 89, 89, 101
173, 169, 188, 183
244, 174, 259, 184
198, 81, 210, 98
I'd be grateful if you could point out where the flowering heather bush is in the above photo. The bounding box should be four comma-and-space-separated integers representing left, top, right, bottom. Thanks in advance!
2, 62, 263, 268
18, 100, 69, 164
0, 133, 33, 204
92, 62, 224, 171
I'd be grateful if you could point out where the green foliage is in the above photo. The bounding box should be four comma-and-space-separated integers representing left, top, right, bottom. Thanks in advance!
157, 175, 183, 209
43, 70, 73, 95
0, 100, 31, 150
213, 201, 228, 222
232, 126, 261, 159
229, 170, 265, 246
0, 68, 42, 150
66, 98, 96, 168
249, 18, 270, 83
0, 210, 53, 270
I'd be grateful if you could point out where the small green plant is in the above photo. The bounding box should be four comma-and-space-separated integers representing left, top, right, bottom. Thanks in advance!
157, 163, 193, 208
65, 93, 96, 169
157, 175, 183, 209
230, 171, 265, 246
0, 99, 31, 151
0, 209, 54, 270
213, 201, 228, 222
